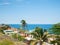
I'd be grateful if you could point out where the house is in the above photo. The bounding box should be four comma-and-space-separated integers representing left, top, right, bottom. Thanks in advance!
4, 29, 18, 36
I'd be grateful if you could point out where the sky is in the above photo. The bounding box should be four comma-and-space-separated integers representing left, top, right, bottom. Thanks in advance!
0, 0, 60, 24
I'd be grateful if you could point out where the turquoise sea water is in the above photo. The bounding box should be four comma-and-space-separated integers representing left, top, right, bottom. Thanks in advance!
9, 24, 53, 31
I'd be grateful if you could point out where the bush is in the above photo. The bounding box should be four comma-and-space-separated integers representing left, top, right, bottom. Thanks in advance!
12, 34, 25, 41
18, 35, 25, 41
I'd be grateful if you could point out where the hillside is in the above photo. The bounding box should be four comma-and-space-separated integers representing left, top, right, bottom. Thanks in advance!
0, 33, 26, 45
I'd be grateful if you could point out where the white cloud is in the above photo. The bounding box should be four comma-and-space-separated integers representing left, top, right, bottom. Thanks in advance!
0, 2, 10, 5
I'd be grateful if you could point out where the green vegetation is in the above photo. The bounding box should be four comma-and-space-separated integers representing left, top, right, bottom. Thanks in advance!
49, 23, 60, 45
0, 33, 26, 45
50, 23, 60, 35
31, 27, 48, 45
0, 24, 11, 34
18, 34, 25, 41
12, 34, 25, 41
0, 39, 14, 45
31, 27, 43, 39
0, 22, 60, 45
12, 34, 18, 39
55, 36, 60, 45
21, 20, 27, 30
0, 33, 14, 45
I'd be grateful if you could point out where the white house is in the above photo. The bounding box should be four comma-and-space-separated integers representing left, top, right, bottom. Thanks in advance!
25, 34, 34, 41
4, 30, 18, 36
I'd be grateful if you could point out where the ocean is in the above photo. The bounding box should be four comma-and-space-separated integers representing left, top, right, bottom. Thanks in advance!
9, 24, 53, 31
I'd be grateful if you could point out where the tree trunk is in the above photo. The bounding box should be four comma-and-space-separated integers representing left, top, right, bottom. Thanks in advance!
39, 38, 43, 45
40, 41, 43, 45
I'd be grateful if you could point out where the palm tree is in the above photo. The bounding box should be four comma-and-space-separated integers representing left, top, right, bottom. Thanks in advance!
31, 27, 47, 45
31, 27, 48, 45
21, 20, 27, 30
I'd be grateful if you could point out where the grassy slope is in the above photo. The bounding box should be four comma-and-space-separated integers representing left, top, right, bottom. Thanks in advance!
0, 33, 26, 45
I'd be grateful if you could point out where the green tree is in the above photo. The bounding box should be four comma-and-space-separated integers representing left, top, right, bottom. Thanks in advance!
32, 27, 43, 39
50, 23, 60, 35
0, 24, 11, 33
21, 20, 27, 30
49, 23, 60, 45
31, 27, 48, 45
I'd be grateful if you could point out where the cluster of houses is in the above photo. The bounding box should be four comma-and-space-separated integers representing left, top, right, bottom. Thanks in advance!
0, 24, 58, 45
3, 27, 34, 40
1, 28, 57, 45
